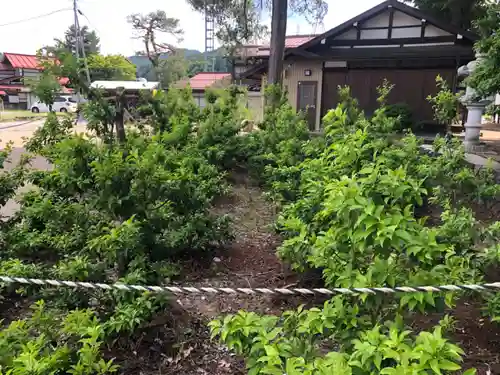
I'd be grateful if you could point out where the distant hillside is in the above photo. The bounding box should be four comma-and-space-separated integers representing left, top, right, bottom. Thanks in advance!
129, 48, 230, 80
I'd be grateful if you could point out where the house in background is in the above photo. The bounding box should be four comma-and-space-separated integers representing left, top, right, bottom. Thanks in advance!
173, 72, 263, 121
174, 72, 231, 107
236, 0, 477, 131
0, 52, 71, 110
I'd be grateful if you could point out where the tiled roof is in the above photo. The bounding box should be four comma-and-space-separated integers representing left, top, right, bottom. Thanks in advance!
239, 35, 317, 58
287, 35, 316, 47
270, 35, 317, 48
3, 53, 41, 70
188, 72, 231, 90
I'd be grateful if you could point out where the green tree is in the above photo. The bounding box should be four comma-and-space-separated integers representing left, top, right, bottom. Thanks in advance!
27, 56, 62, 112
53, 25, 101, 55
405, 0, 488, 30
187, 58, 205, 77
127, 10, 184, 80
186, 0, 327, 86
159, 53, 188, 88
467, 2, 500, 98
87, 54, 137, 81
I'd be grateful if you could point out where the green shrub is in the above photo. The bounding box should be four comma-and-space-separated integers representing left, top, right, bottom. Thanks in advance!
208, 81, 500, 375
384, 103, 413, 131
0, 301, 117, 375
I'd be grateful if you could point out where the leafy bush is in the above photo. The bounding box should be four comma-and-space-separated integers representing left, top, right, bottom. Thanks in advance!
209, 302, 476, 375
427, 75, 461, 131
208, 82, 500, 374
384, 103, 413, 131
2, 71, 500, 375
0, 83, 236, 358
0, 301, 117, 375
25, 113, 75, 155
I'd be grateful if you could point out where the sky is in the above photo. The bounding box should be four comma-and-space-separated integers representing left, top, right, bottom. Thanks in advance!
0, 0, 384, 57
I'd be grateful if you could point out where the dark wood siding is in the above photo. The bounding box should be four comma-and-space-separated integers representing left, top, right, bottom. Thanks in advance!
321, 71, 347, 118
322, 68, 456, 122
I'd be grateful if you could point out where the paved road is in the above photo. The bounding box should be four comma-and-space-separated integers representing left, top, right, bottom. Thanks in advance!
0, 118, 86, 218
0, 119, 45, 148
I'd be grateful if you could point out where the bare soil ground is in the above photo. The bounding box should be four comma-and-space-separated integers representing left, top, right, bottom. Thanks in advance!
110, 173, 500, 375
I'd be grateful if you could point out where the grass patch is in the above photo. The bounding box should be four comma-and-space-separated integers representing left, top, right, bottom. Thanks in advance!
0, 110, 66, 122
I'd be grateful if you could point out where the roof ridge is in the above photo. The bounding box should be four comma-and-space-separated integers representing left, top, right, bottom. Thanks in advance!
4, 52, 37, 57
194, 72, 230, 75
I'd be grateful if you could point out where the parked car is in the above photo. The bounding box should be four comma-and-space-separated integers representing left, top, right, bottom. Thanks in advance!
30, 96, 78, 113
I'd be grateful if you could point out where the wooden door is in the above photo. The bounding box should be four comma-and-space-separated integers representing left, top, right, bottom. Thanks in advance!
297, 81, 318, 131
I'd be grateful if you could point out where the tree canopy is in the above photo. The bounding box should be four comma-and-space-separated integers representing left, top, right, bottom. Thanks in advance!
128, 10, 184, 71
406, 0, 489, 31
467, 2, 500, 98
86, 55, 137, 82
52, 25, 100, 56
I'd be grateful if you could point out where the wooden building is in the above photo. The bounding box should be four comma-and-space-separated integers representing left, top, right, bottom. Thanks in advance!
237, 0, 477, 131
0, 53, 71, 110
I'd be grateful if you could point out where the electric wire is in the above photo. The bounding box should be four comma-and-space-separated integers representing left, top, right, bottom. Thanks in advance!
0, 8, 72, 27
77, 7, 102, 36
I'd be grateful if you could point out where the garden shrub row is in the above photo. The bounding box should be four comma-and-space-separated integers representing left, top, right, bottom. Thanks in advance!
0, 81, 499, 374
209, 84, 500, 374
0, 86, 253, 374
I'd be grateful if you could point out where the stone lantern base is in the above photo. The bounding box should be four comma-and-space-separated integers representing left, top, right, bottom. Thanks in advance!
463, 103, 487, 153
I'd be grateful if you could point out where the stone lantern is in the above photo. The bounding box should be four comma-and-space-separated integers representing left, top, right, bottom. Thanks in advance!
457, 53, 494, 152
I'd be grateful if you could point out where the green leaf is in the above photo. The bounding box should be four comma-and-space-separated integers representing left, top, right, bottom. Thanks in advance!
264, 345, 279, 357
463, 369, 477, 375
437, 359, 461, 371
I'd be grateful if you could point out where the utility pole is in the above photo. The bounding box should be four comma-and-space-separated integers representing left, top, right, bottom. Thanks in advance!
72, 0, 91, 111
73, 0, 80, 61
204, 0, 216, 72
76, 12, 91, 85
73, 0, 82, 106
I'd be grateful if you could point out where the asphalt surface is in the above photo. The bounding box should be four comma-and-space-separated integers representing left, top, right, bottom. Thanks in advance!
0, 119, 83, 218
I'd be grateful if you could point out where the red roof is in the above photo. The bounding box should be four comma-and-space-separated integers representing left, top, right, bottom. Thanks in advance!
3, 53, 41, 70
285, 35, 316, 48
241, 35, 317, 58
0, 90, 6, 96
188, 72, 231, 90
0, 85, 25, 91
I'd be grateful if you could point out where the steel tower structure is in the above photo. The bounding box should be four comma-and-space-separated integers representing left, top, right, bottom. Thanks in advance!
204, 0, 216, 71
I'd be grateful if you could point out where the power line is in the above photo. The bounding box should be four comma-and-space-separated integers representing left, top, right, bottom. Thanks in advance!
77, 7, 101, 36
0, 8, 71, 27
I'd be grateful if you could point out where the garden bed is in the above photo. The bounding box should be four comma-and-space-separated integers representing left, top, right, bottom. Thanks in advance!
96, 174, 500, 375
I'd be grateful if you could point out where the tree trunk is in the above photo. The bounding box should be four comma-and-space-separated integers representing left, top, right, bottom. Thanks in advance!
115, 87, 127, 144
230, 57, 236, 83
267, 0, 288, 86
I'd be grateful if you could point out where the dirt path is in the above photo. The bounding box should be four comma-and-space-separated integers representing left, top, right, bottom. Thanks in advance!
132, 174, 500, 375
155, 175, 288, 375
